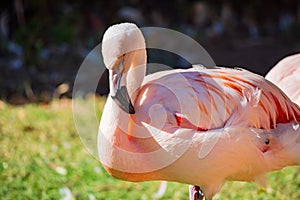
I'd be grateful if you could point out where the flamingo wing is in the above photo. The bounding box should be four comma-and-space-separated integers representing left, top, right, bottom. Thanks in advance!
136, 67, 300, 132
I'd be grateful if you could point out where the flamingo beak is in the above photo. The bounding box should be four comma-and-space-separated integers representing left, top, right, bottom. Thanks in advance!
110, 58, 135, 114
111, 85, 135, 114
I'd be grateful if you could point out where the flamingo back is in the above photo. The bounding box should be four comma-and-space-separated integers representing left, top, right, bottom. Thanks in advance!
135, 67, 300, 132
266, 54, 300, 106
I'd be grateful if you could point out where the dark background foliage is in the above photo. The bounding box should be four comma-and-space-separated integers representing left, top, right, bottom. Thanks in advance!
1, 0, 299, 104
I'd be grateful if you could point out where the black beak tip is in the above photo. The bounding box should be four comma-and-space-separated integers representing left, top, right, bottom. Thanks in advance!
128, 104, 135, 114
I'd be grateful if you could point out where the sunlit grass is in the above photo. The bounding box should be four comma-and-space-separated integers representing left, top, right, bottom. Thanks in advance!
0, 98, 299, 199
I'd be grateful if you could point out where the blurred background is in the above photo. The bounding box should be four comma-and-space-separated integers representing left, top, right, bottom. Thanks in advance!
1, 0, 300, 104
1, 1, 300, 199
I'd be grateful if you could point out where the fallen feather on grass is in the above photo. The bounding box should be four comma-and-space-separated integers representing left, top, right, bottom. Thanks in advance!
59, 186, 73, 200
153, 181, 167, 199
48, 162, 67, 175
55, 166, 67, 175
88, 193, 96, 200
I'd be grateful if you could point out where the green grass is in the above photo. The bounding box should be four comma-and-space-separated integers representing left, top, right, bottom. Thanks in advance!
0, 98, 299, 199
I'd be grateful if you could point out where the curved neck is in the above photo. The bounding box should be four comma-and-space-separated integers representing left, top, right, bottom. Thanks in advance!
123, 49, 147, 103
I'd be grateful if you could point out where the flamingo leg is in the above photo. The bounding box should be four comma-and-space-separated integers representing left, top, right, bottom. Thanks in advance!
189, 185, 204, 200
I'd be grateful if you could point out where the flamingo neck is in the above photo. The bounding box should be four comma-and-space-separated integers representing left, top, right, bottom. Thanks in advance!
123, 49, 147, 103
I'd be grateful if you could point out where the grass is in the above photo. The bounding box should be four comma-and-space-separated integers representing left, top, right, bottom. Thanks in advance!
0, 97, 299, 199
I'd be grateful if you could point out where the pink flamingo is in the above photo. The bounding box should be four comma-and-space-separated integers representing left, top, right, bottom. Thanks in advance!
98, 23, 300, 200
266, 54, 300, 106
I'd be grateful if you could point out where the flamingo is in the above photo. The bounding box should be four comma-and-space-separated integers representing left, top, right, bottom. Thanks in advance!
266, 53, 300, 106
98, 23, 300, 200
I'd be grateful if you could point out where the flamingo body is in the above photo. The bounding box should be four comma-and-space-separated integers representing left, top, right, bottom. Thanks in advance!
98, 23, 300, 199
266, 54, 300, 105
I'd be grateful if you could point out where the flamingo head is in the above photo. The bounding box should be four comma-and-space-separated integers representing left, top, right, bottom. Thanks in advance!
102, 23, 146, 114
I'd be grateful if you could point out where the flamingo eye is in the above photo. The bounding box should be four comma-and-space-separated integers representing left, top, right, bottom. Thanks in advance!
265, 138, 270, 145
